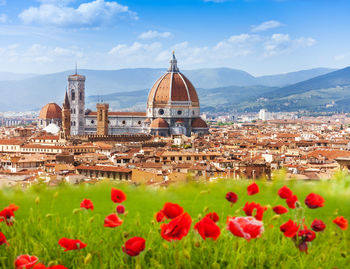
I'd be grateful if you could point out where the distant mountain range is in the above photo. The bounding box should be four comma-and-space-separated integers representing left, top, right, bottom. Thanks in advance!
0, 66, 345, 112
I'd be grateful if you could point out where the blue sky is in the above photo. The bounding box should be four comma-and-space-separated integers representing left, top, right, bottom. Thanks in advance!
0, 0, 350, 75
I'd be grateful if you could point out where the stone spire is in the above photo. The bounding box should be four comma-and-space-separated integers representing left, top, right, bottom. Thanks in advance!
168, 51, 179, 72
63, 90, 70, 109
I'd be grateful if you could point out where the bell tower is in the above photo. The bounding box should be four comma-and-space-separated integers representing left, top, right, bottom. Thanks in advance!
96, 103, 109, 136
61, 90, 71, 139
68, 68, 85, 135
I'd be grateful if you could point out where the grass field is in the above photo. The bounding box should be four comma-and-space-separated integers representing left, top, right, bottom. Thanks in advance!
1, 173, 350, 269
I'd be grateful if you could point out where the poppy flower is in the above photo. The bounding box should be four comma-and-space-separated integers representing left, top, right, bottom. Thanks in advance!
247, 182, 259, 195
194, 216, 221, 240
161, 212, 192, 241
116, 205, 125, 214
122, 237, 146, 256
0, 232, 8, 246
311, 219, 326, 232
8, 204, 19, 212
161, 202, 184, 219
298, 226, 316, 242
286, 194, 298, 209
80, 199, 94, 211
277, 186, 293, 199
280, 219, 300, 238
14, 255, 39, 269
225, 192, 238, 204
104, 213, 123, 228
298, 241, 308, 254
155, 211, 166, 222
304, 193, 325, 209
205, 212, 219, 223
333, 216, 348, 230
33, 264, 68, 269
243, 202, 267, 221
58, 238, 87, 251
226, 216, 264, 241
272, 205, 288, 215
111, 188, 126, 203
0, 208, 15, 226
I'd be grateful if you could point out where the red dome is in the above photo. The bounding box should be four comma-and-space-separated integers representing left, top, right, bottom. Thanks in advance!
39, 103, 62, 119
150, 118, 169, 128
191, 118, 208, 128
147, 53, 199, 108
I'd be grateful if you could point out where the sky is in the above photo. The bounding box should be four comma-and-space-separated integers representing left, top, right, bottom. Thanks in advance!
0, 0, 350, 76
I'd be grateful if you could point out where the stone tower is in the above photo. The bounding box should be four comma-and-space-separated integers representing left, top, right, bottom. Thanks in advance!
96, 103, 109, 136
61, 90, 71, 138
68, 70, 85, 135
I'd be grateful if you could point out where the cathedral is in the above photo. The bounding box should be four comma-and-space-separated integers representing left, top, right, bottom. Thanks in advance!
38, 53, 209, 137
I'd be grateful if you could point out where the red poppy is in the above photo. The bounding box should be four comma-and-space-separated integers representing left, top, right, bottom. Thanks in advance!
272, 205, 288, 215
225, 192, 238, 204
194, 216, 221, 240
304, 193, 325, 209
298, 241, 308, 254
311, 219, 326, 232
33, 264, 68, 269
243, 202, 267, 221
0, 232, 8, 246
277, 186, 293, 199
116, 205, 125, 214
226, 216, 264, 241
0, 207, 15, 226
15, 255, 39, 269
298, 226, 316, 242
286, 194, 298, 209
280, 220, 300, 238
104, 213, 123, 228
58, 238, 87, 251
161, 202, 184, 219
122, 236, 146, 256
8, 204, 19, 212
160, 212, 192, 241
111, 188, 126, 203
80, 199, 94, 211
155, 211, 166, 222
205, 212, 219, 223
247, 182, 259, 195
333, 216, 348, 230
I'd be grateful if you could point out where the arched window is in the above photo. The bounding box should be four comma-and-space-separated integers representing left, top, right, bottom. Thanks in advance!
79, 92, 82, 100
71, 90, 75, 101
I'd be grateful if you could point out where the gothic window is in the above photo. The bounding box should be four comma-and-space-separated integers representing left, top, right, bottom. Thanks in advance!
71, 90, 75, 101
177, 110, 182, 115
99, 110, 103, 121
91, 120, 94, 124
79, 92, 82, 101
138, 121, 141, 125
159, 109, 164, 115
122, 120, 126, 125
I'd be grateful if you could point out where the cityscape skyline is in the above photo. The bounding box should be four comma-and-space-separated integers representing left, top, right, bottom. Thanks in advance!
0, 0, 349, 75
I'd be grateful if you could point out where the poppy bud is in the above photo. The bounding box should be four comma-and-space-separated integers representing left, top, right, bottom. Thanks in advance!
123, 232, 129, 238
35, 197, 40, 205
162, 243, 168, 249
72, 208, 81, 214
45, 213, 53, 218
53, 192, 59, 199
88, 217, 95, 223
194, 241, 200, 248
84, 253, 92, 265
203, 206, 209, 213
183, 250, 190, 260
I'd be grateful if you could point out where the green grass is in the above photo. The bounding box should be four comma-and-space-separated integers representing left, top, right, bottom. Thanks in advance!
1, 176, 350, 269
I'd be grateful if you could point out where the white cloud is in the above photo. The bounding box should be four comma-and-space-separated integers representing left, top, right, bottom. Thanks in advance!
334, 52, 350, 61
251, 20, 283, 32
0, 14, 7, 23
263, 34, 315, 57
0, 43, 84, 66
138, 30, 172, 40
19, 0, 138, 27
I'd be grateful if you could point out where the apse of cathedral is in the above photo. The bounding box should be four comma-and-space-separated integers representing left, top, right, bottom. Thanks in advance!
38, 52, 209, 137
